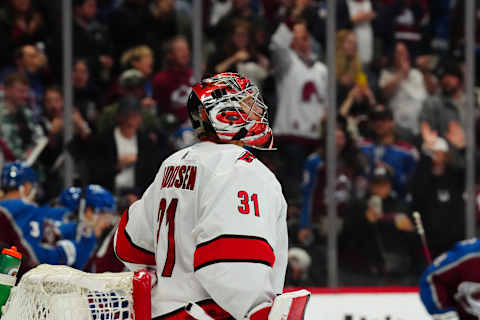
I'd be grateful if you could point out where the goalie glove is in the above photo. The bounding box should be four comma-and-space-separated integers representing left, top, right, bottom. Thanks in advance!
247, 290, 310, 320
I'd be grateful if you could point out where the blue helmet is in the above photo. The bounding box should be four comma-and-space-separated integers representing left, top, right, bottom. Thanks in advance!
59, 187, 82, 212
59, 185, 115, 213
1, 162, 37, 190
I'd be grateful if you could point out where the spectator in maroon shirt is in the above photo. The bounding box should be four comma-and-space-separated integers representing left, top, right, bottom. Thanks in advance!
152, 36, 194, 125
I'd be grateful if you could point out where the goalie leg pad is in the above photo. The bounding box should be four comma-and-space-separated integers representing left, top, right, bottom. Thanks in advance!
248, 290, 310, 320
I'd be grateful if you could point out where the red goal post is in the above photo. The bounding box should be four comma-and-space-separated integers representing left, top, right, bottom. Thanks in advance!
1, 264, 152, 320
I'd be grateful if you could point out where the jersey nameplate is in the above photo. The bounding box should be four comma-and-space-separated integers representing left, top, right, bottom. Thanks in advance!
161, 165, 197, 190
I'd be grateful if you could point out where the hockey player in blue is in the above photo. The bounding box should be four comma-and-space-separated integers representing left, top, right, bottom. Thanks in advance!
58, 185, 116, 243
419, 238, 480, 320
0, 162, 107, 271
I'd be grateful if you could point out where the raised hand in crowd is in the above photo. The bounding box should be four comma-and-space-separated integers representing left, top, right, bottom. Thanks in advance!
446, 121, 466, 149
421, 121, 438, 151
72, 110, 91, 139
14, 10, 43, 36
50, 118, 64, 136
290, 0, 311, 22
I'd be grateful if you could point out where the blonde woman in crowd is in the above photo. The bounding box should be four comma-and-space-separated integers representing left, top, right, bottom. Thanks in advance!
120, 45, 155, 98
336, 29, 364, 102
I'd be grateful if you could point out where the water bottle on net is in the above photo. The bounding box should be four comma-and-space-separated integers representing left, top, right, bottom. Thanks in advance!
0, 246, 22, 316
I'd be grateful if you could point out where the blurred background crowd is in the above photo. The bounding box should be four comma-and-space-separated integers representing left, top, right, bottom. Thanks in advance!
0, 0, 479, 287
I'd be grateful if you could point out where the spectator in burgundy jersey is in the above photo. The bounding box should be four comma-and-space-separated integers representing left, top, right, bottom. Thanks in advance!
375, 0, 427, 57
153, 36, 193, 125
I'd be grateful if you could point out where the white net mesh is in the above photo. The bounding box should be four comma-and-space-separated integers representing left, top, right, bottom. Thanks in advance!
1, 265, 137, 320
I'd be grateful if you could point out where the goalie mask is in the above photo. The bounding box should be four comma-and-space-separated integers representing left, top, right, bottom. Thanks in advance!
187, 72, 273, 149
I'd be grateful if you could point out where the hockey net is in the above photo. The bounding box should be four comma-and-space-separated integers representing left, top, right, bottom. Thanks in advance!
1, 264, 151, 320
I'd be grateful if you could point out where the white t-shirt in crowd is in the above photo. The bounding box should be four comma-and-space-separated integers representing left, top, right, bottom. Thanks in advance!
379, 68, 427, 135
347, 0, 374, 65
114, 127, 138, 190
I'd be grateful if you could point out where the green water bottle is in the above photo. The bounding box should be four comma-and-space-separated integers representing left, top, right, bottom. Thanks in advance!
0, 246, 22, 316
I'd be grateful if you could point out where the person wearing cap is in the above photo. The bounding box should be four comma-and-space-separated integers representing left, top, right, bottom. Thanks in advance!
88, 95, 166, 194
419, 59, 468, 169
358, 106, 419, 199
342, 165, 420, 276
410, 135, 465, 258
97, 69, 161, 134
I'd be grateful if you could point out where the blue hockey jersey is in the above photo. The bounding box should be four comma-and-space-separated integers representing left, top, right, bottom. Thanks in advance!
0, 199, 97, 270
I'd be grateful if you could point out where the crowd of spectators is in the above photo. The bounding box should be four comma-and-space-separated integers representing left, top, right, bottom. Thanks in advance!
0, 0, 478, 287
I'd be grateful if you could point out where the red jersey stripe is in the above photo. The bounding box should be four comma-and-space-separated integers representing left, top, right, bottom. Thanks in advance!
114, 209, 156, 265
194, 235, 275, 271
152, 299, 232, 320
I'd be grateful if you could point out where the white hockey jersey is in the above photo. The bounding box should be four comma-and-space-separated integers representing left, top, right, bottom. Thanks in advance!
270, 23, 327, 140
114, 141, 288, 319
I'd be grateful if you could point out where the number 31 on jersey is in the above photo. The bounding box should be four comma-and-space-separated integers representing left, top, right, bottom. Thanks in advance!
237, 191, 260, 217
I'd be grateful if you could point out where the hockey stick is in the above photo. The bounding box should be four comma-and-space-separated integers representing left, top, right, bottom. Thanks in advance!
413, 211, 432, 265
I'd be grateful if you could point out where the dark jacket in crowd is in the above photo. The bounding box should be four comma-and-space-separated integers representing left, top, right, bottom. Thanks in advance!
342, 192, 420, 274
88, 128, 166, 194
410, 154, 465, 257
